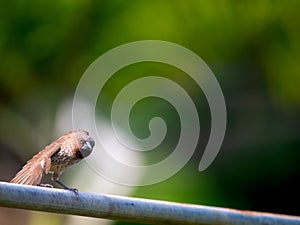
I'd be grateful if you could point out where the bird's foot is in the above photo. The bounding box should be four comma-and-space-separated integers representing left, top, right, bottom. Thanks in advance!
55, 180, 79, 199
65, 187, 79, 199
40, 183, 53, 188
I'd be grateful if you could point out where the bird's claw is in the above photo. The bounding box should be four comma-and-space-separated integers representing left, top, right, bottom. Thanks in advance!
65, 187, 79, 199
40, 183, 54, 188
54, 180, 79, 199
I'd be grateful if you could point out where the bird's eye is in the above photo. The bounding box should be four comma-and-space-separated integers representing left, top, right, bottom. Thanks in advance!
79, 139, 85, 145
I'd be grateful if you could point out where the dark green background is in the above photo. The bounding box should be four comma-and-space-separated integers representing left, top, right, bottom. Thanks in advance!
0, 1, 299, 224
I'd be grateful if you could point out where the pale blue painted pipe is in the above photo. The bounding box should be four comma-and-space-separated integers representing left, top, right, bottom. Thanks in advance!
0, 182, 299, 225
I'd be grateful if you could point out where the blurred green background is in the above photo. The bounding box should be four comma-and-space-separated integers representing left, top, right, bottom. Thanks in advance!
0, 1, 299, 225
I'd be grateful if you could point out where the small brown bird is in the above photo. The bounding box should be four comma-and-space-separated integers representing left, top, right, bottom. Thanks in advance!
10, 129, 95, 195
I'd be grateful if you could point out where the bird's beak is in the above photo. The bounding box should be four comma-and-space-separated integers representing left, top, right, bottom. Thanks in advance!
81, 139, 95, 157
85, 139, 95, 150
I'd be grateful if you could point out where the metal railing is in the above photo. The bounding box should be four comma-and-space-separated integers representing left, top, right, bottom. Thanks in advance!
0, 181, 299, 225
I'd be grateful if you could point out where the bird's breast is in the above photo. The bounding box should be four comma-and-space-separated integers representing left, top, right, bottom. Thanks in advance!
50, 151, 83, 172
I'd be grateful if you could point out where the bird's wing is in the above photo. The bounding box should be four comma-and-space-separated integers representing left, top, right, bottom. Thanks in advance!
10, 140, 63, 186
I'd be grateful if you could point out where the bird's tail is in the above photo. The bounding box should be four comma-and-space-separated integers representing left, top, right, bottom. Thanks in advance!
10, 161, 44, 186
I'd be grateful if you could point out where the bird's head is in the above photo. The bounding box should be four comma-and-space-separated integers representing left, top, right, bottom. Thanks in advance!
71, 129, 95, 158
80, 138, 95, 157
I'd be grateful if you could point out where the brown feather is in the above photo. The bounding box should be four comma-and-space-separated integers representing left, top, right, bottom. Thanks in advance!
10, 129, 94, 186
10, 141, 61, 185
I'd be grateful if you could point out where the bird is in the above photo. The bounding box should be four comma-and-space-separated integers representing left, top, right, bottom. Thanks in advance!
10, 129, 95, 196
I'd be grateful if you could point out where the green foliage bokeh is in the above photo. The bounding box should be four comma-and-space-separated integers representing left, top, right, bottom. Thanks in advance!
0, 1, 299, 224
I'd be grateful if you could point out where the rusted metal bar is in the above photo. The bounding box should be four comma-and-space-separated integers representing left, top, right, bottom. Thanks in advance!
0, 181, 299, 225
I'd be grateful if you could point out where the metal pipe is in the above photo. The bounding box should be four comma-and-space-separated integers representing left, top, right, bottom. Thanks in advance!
0, 181, 299, 225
